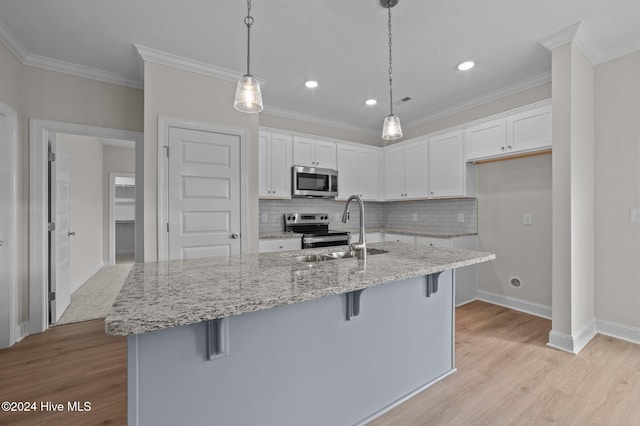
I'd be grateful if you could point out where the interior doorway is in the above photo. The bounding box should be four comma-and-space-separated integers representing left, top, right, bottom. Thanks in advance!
110, 173, 136, 265
29, 119, 143, 335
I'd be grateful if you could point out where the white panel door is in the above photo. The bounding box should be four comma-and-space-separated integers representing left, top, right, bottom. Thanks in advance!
292, 136, 315, 167
168, 127, 241, 260
384, 146, 405, 200
49, 135, 71, 323
358, 148, 379, 200
465, 117, 507, 160
337, 145, 358, 199
269, 133, 292, 197
507, 103, 552, 153
313, 140, 336, 169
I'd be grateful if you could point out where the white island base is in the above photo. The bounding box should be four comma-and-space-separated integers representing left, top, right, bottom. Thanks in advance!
127, 271, 454, 426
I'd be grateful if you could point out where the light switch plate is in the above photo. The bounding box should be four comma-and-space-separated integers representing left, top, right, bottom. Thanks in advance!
412, 213, 418, 222
458, 213, 464, 223
630, 208, 640, 223
523, 213, 533, 225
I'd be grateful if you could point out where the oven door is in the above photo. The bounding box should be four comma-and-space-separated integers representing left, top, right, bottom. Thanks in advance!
292, 166, 338, 198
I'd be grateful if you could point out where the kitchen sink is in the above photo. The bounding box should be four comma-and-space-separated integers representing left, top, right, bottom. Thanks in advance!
295, 247, 388, 263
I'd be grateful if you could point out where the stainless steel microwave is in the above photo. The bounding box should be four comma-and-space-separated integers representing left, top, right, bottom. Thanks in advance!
292, 166, 338, 198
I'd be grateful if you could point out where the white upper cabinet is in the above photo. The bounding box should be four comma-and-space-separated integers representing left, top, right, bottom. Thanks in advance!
293, 136, 336, 169
506, 103, 552, 153
466, 101, 552, 162
259, 131, 293, 199
337, 144, 380, 200
428, 130, 465, 197
465, 117, 507, 161
384, 139, 429, 200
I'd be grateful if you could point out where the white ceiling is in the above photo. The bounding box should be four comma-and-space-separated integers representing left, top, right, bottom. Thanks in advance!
1, 0, 639, 136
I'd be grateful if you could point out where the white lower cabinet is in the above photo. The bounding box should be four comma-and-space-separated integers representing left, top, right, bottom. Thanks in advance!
416, 235, 477, 306
259, 238, 301, 253
383, 233, 416, 244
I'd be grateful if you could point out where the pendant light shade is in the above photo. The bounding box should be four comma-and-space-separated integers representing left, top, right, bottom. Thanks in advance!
382, 114, 403, 140
234, 0, 263, 113
234, 74, 263, 113
381, 0, 402, 141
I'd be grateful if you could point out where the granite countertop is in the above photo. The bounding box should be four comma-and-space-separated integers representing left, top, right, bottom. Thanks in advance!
104, 242, 494, 336
259, 228, 477, 239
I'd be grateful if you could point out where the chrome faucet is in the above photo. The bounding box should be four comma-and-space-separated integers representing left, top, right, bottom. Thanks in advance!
342, 195, 366, 256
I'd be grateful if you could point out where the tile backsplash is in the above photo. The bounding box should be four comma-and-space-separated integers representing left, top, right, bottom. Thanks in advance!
259, 198, 477, 234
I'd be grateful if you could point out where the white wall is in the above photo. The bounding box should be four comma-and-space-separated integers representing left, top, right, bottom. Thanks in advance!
143, 62, 259, 260
0, 40, 144, 327
594, 52, 640, 330
60, 133, 104, 293
103, 145, 136, 259
477, 154, 552, 308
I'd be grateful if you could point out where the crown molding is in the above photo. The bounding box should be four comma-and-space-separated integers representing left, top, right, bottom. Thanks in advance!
403, 71, 552, 130
134, 44, 266, 86
0, 17, 29, 62
539, 22, 582, 51
261, 105, 380, 137
23, 53, 143, 89
0, 17, 142, 88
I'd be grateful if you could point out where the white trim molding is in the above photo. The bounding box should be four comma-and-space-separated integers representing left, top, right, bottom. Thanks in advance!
0, 100, 18, 349
135, 44, 266, 86
157, 117, 249, 261
596, 318, 640, 346
29, 119, 143, 335
547, 322, 597, 355
477, 290, 552, 319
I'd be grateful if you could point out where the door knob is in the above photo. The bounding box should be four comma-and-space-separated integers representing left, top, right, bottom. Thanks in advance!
68, 231, 76, 236
230, 233, 239, 239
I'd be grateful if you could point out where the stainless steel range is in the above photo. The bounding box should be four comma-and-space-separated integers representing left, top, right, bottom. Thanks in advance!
284, 213, 351, 249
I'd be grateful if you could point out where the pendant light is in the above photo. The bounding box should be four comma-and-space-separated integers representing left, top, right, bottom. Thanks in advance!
381, 0, 403, 141
234, 0, 263, 113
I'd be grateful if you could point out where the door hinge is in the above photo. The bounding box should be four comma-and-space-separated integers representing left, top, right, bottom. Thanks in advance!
164, 146, 169, 157
48, 222, 56, 232
166, 222, 169, 232
48, 292, 56, 301
48, 152, 55, 162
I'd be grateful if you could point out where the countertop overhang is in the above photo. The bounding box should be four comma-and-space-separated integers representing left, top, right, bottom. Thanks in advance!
104, 242, 494, 336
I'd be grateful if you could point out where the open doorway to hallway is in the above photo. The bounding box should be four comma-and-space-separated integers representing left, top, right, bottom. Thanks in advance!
51, 133, 136, 326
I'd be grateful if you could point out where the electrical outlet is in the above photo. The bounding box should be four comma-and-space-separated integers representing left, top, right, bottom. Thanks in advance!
630, 208, 640, 223
261, 213, 268, 223
523, 213, 533, 225
458, 213, 464, 223
335, 213, 341, 221
412, 213, 418, 222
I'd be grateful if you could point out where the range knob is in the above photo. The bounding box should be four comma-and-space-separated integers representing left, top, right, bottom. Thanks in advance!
287, 216, 293, 221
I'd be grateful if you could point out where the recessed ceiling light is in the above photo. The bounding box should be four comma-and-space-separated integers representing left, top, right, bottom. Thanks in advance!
305, 80, 319, 88
457, 61, 475, 71
365, 99, 377, 106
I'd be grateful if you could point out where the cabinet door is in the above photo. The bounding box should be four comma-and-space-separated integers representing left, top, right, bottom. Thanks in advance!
358, 149, 379, 200
465, 117, 506, 161
314, 140, 337, 169
384, 146, 405, 200
258, 238, 302, 253
337, 145, 359, 199
416, 236, 451, 248
269, 133, 293, 198
293, 136, 315, 167
429, 131, 464, 197
403, 140, 429, 199
258, 132, 270, 197
507, 103, 552, 153
384, 233, 416, 244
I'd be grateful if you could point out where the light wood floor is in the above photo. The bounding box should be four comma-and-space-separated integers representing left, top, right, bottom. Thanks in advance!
0, 319, 126, 426
372, 301, 640, 425
1, 303, 639, 425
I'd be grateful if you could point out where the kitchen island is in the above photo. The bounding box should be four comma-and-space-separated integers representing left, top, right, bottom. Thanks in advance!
105, 242, 494, 426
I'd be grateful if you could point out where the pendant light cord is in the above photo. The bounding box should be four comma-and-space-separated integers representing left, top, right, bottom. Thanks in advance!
387, 4, 394, 116
244, 0, 254, 75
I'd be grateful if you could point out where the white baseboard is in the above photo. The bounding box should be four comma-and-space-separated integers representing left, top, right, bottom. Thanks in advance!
71, 261, 106, 294
596, 318, 640, 345
547, 322, 597, 355
477, 290, 552, 319
455, 298, 478, 308
14, 321, 30, 343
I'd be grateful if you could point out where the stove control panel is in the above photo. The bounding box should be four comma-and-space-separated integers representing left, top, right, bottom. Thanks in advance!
284, 213, 330, 224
